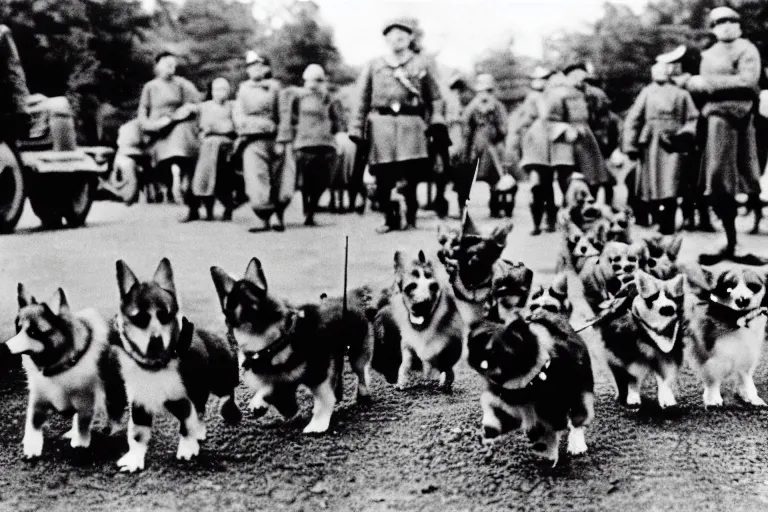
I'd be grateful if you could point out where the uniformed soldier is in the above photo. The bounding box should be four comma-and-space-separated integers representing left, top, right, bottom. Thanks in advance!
682, 6, 767, 265
0, 24, 30, 144
349, 17, 445, 234
623, 60, 698, 235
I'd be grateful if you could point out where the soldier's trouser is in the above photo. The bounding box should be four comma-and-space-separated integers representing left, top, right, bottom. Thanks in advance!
655, 198, 678, 235
242, 138, 285, 221
529, 166, 557, 229
296, 147, 335, 222
371, 160, 423, 228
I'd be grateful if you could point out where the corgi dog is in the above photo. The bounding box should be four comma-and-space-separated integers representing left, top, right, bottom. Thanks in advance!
112, 258, 241, 472
597, 271, 686, 409
606, 206, 635, 244
3, 285, 126, 460
436, 216, 514, 327
580, 241, 647, 313
682, 265, 768, 408
556, 221, 605, 273
527, 273, 573, 319
467, 311, 594, 466
643, 234, 683, 280
485, 260, 534, 324
372, 250, 464, 392
210, 258, 373, 434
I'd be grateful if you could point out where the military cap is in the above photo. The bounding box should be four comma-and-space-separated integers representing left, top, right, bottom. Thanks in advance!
709, 6, 740, 27
382, 17, 416, 35
656, 45, 687, 64
245, 50, 270, 66
447, 72, 469, 90
154, 50, 178, 63
302, 63, 326, 81
530, 66, 554, 80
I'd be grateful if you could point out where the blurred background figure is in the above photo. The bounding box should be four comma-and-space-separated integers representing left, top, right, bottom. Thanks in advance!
138, 52, 201, 207
189, 77, 236, 222
281, 63, 346, 226
233, 51, 291, 232
623, 60, 698, 235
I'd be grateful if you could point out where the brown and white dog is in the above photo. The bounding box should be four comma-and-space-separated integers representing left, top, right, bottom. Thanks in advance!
682, 265, 768, 408
526, 273, 573, 319
211, 257, 373, 433
372, 250, 464, 392
643, 234, 683, 280
3, 286, 126, 460
580, 241, 646, 313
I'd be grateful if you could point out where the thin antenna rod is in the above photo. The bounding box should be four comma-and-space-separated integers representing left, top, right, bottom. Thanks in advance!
343, 235, 349, 316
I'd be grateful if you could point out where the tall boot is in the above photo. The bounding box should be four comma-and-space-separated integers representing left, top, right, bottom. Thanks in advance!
182, 197, 200, 222
489, 191, 501, 218
530, 186, 543, 236
698, 197, 715, 232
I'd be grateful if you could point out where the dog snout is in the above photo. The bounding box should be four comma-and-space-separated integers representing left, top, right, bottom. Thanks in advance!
612, 264, 622, 272
411, 300, 432, 317
146, 335, 165, 358
735, 296, 750, 309
659, 305, 676, 317
580, 246, 587, 254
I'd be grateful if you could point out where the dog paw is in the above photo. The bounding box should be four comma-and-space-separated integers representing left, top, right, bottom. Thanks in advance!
69, 431, 92, 449
736, 393, 766, 407
567, 428, 588, 456
625, 390, 642, 408
657, 390, 678, 410
703, 390, 724, 409
117, 450, 146, 473
22, 431, 44, 459
176, 436, 200, 461
248, 396, 269, 418
220, 396, 243, 425
395, 380, 409, 391
303, 418, 331, 434
193, 423, 207, 442
61, 426, 75, 440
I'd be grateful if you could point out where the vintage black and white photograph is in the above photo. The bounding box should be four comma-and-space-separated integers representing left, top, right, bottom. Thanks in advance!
2, 0, 768, 510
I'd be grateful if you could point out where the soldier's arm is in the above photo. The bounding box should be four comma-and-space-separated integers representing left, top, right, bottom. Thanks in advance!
0, 26, 29, 113
423, 67, 445, 126
330, 97, 347, 134
349, 62, 373, 140
495, 99, 508, 139
275, 86, 292, 144
231, 85, 247, 133
621, 87, 648, 155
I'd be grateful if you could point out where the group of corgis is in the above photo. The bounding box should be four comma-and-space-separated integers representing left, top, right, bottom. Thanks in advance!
3, 186, 768, 472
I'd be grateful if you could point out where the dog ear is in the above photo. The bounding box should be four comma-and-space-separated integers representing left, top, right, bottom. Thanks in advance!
666, 274, 686, 299
635, 270, 658, 299
491, 221, 514, 247
667, 234, 683, 260
210, 267, 236, 310
394, 251, 404, 273
116, 260, 139, 298
49, 288, 70, 316
244, 258, 268, 293
418, 250, 427, 264
153, 258, 176, 295
552, 273, 568, 296
17, 283, 34, 309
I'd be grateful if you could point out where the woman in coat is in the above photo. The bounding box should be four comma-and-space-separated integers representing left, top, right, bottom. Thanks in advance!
233, 51, 291, 232
349, 17, 445, 233
138, 52, 201, 207
623, 61, 698, 234
683, 7, 767, 264
190, 77, 236, 221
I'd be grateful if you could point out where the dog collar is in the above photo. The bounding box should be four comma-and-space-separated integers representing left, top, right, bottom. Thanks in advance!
631, 306, 680, 354
114, 314, 194, 370
486, 355, 552, 391
707, 295, 767, 327
451, 273, 492, 304
40, 323, 93, 378
240, 308, 304, 372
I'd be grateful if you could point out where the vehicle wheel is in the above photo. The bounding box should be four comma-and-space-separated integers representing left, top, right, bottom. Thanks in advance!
0, 143, 26, 234
28, 174, 65, 230
63, 177, 94, 227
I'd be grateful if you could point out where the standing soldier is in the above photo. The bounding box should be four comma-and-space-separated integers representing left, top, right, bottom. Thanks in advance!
280, 64, 346, 227
446, 73, 476, 217
0, 24, 29, 144
233, 51, 292, 232
462, 73, 511, 217
563, 62, 613, 202
513, 66, 558, 234
683, 7, 767, 265
349, 17, 445, 234
138, 52, 202, 207
623, 60, 698, 235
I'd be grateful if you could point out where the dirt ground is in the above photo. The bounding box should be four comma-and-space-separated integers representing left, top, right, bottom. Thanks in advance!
2, 185, 768, 512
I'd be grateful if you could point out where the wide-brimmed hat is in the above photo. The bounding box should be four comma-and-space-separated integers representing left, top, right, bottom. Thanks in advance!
562, 61, 588, 75
656, 45, 687, 64
245, 50, 271, 66
709, 6, 740, 27
382, 17, 416, 35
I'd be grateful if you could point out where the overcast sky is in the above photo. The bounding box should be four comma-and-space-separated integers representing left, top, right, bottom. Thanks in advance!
314, 0, 648, 70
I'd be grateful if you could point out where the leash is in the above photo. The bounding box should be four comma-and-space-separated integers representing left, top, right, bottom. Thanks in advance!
573, 283, 638, 333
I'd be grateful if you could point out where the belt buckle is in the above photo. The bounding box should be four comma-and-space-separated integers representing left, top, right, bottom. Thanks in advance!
391, 102, 401, 114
